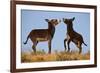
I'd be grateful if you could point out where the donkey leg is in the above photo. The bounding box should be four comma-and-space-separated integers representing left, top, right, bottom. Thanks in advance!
32, 45, 36, 53
79, 47, 82, 54
67, 40, 71, 52
48, 40, 51, 54
64, 38, 67, 51
77, 41, 82, 54
32, 41, 38, 53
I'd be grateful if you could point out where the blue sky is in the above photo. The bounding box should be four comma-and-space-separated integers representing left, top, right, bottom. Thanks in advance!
21, 9, 90, 54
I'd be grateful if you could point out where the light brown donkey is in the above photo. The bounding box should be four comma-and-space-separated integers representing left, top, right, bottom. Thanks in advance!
24, 19, 61, 54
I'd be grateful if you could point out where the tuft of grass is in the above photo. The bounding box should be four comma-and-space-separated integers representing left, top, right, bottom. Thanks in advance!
56, 51, 90, 61
21, 50, 90, 63
31, 50, 46, 55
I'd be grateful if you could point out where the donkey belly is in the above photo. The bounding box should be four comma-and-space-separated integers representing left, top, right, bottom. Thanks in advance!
36, 37, 48, 41
72, 39, 78, 45
72, 38, 83, 45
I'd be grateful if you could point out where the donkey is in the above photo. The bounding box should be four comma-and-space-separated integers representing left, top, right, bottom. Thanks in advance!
63, 17, 87, 53
24, 19, 61, 54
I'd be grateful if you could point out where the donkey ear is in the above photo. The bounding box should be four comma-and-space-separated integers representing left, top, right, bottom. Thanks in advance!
45, 19, 49, 22
63, 18, 65, 21
72, 17, 75, 21
59, 19, 61, 23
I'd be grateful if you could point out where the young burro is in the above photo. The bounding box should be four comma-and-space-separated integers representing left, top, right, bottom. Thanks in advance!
63, 17, 87, 54
24, 19, 61, 54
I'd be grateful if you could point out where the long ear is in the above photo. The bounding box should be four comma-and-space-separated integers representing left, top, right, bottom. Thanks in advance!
63, 18, 65, 21
72, 17, 75, 21
45, 19, 49, 22
59, 19, 61, 23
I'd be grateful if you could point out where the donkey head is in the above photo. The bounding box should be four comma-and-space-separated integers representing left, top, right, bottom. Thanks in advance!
45, 19, 61, 26
63, 17, 75, 25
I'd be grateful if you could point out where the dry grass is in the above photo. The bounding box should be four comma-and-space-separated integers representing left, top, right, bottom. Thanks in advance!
21, 50, 90, 63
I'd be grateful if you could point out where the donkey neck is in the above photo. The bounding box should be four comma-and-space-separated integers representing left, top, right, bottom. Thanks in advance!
67, 23, 74, 33
48, 23, 55, 38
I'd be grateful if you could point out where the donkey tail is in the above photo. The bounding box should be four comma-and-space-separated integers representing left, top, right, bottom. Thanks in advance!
23, 35, 29, 45
83, 41, 87, 46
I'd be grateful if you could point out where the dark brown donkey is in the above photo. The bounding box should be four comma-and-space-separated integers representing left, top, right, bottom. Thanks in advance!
24, 19, 61, 54
63, 17, 87, 53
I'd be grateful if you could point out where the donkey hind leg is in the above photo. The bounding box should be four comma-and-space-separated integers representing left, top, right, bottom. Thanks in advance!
79, 46, 82, 54
64, 38, 67, 51
48, 40, 51, 54
67, 40, 71, 52
32, 41, 38, 53
77, 41, 82, 54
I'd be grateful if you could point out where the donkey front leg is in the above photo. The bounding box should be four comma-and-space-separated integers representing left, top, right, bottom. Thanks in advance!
67, 39, 71, 52
48, 40, 51, 54
64, 38, 67, 51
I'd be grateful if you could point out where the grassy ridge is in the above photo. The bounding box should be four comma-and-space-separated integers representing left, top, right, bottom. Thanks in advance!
21, 50, 90, 63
